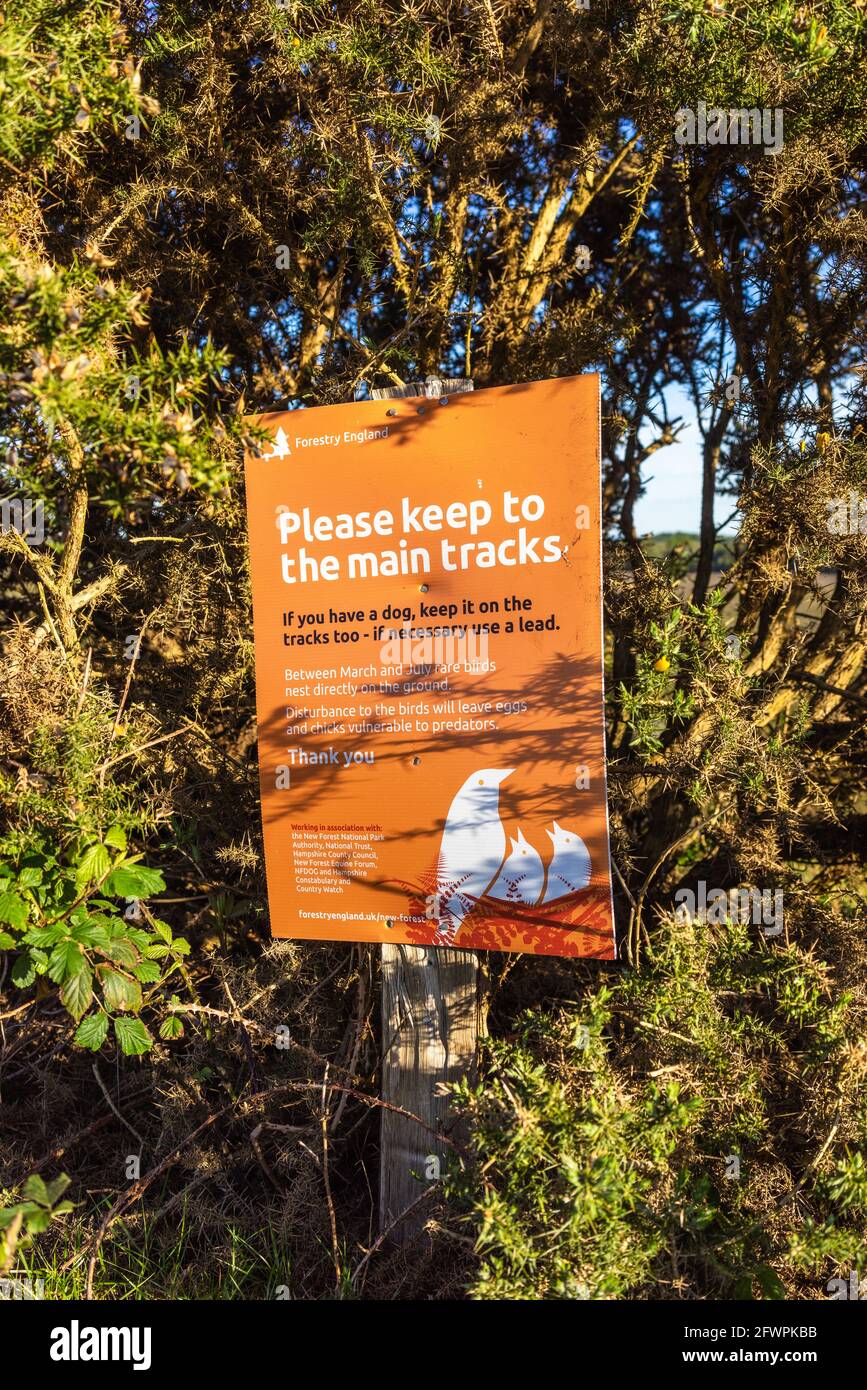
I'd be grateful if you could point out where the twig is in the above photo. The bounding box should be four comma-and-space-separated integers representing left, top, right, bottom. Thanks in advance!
788, 670, 867, 709
636, 1019, 702, 1048
223, 975, 258, 1085
249, 1124, 284, 1193
74, 646, 93, 718
711, 1107, 842, 1252
110, 609, 156, 740
350, 1186, 438, 1287
14, 1088, 152, 1180
98, 722, 195, 788
127, 535, 191, 544
35, 581, 65, 657
91, 1062, 144, 1149
611, 857, 637, 908
80, 1102, 230, 1297
330, 950, 369, 1133
0, 1000, 37, 1022
627, 807, 725, 966
321, 1063, 342, 1290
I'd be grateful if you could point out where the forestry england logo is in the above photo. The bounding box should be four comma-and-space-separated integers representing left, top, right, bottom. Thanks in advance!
49, 1320, 152, 1372
674, 101, 784, 155
264, 427, 291, 459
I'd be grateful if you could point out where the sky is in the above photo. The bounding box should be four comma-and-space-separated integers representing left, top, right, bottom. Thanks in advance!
631, 383, 740, 537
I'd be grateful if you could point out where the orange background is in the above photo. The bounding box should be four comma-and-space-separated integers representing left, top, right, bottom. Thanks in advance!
245, 375, 615, 957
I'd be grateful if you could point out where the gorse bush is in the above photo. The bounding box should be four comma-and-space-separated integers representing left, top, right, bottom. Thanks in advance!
449, 994, 700, 1299
0, 0, 865, 1299
451, 911, 867, 1299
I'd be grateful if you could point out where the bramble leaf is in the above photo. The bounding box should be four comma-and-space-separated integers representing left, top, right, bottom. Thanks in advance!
114, 1016, 153, 1055
74, 1012, 109, 1050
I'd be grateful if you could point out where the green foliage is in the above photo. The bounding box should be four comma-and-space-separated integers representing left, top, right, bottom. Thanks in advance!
0, 0, 144, 169
0, 1172, 73, 1237
0, 1172, 73, 1278
0, 246, 242, 508
0, 825, 189, 1053
449, 996, 700, 1299
449, 914, 866, 1299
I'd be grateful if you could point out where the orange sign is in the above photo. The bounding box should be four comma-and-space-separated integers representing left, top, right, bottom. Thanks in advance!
245, 375, 615, 957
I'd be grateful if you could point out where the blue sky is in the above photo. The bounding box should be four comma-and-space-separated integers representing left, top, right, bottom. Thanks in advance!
632, 384, 740, 537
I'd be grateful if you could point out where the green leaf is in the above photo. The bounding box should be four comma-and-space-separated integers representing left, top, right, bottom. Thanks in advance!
76, 843, 111, 884
132, 958, 161, 984
0, 1204, 29, 1228
114, 1016, 153, 1056
103, 825, 128, 851
44, 1174, 72, 1206
0, 890, 28, 928
95, 936, 141, 968
17, 866, 44, 888
70, 921, 111, 949
754, 1266, 786, 1300
22, 1174, 49, 1205
61, 966, 93, 1020
74, 1012, 109, 1051
159, 1014, 184, 1040
100, 968, 141, 1013
23, 1208, 52, 1234
104, 863, 166, 899
23, 925, 65, 948
23, 1209, 52, 1235
47, 937, 87, 984
0, 931, 16, 949
11, 954, 36, 988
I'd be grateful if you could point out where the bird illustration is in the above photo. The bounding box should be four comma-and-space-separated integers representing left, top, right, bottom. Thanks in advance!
541, 821, 592, 902
434, 768, 513, 941
488, 828, 545, 906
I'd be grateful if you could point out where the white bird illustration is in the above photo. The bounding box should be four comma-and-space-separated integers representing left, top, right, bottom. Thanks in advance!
541, 821, 591, 902
488, 828, 545, 906
434, 768, 513, 941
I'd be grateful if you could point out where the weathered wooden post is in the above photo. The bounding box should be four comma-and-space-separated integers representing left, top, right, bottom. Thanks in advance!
371, 377, 479, 1243
379, 943, 479, 1237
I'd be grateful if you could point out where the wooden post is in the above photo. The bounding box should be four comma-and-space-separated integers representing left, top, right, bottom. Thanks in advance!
380, 944, 479, 1239
370, 376, 479, 1245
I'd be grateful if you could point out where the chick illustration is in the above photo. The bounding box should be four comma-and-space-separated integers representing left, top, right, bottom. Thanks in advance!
435, 768, 513, 940
488, 828, 545, 906
541, 821, 591, 902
